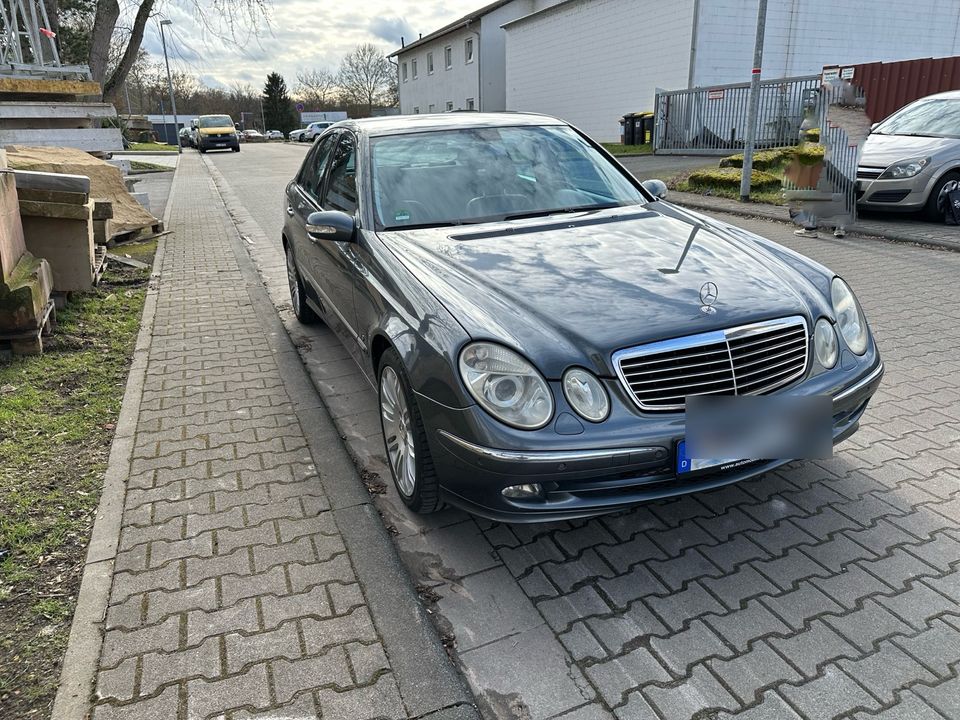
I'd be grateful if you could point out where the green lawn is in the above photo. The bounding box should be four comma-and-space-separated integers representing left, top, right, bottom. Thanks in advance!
0, 255, 153, 717
127, 142, 178, 152
602, 142, 653, 156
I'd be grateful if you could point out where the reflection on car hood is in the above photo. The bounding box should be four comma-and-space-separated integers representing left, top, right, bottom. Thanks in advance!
377, 206, 817, 378
860, 134, 960, 167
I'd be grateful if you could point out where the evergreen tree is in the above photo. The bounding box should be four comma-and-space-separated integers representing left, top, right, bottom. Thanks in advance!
262, 72, 296, 133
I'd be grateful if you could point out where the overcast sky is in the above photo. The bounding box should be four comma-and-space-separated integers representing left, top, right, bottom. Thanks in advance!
138, 2, 481, 91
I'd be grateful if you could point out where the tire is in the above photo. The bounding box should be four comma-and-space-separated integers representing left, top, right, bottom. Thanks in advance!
198, 145, 206, 154
285, 245, 318, 324
922, 171, 960, 221
232, 145, 240, 152
378, 348, 441, 514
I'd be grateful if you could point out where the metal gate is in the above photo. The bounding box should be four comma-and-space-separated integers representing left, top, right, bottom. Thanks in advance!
653, 76, 820, 155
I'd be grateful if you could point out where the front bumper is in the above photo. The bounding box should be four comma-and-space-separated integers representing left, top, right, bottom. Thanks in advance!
857, 173, 930, 210
428, 359, 883, 523
199, 135, 239, 150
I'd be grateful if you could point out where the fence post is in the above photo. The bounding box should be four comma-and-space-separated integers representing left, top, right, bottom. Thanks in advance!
739, 0, 768, 201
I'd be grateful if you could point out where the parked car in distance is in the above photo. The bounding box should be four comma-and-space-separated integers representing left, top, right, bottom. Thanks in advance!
282, 113, 882, 522
191, 114, 240, 153
178, 127, 193, 148
266, 130, 284, 140
241, 129, 266, 142
289, 121, 334, 142
858, 90, 960, 219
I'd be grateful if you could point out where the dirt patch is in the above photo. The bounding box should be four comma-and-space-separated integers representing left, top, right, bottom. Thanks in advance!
0, 260, 151, 718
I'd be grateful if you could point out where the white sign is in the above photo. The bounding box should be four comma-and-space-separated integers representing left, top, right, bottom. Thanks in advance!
841, 67, 855, 80
822, 68, 841, 83
300, 111, 347, 124
707, 89, 725, 100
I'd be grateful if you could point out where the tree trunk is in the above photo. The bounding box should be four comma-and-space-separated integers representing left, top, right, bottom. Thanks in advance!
88, 0, 120, 91
103, 0, 154, 104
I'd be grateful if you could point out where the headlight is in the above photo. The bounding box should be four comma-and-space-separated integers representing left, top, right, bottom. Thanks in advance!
459, 342, 554, 429
831, 278, 868, 355
562, 368, 610, 422
879, 157, 930, 179
813, 318, 838, 369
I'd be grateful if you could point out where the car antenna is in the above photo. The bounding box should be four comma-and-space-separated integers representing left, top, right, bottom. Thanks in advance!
658, 223, 701, 274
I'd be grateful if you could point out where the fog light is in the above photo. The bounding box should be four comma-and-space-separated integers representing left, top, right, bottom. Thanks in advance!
502, 483, 543, 499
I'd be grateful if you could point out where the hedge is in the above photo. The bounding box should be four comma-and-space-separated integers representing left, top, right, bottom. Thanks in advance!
688, 167, 782, 191
718, 148, 791, 171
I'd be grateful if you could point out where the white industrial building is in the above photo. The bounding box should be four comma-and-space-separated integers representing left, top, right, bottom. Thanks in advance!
391, 0, 566, 115
396, 0, 960, 142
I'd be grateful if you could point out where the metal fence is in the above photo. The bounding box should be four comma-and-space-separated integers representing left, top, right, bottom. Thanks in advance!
653, 76, 821, 155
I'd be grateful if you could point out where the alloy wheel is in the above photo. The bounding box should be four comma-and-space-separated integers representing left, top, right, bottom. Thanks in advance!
380, 365, 417, 496
285, 249, 301, 315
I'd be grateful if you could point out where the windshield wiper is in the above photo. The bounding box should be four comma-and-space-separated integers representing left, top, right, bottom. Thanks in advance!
895, 132, 940, 138
502, 204, 620, 221
380, 219, 485, 231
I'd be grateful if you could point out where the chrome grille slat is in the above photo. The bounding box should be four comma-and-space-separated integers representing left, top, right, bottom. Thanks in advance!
613, 316, 809, 412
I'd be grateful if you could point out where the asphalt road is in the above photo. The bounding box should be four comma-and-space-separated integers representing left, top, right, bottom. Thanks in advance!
208, 143, 960, 720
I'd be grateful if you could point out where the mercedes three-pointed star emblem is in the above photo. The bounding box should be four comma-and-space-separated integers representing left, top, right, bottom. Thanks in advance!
699, 281, 718, 314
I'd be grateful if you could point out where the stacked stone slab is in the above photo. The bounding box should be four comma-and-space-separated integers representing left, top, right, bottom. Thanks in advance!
0, 149, 54, 354
14, 169, 101, 292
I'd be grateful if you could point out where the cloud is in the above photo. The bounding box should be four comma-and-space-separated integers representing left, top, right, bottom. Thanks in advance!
368, 16, 415, 45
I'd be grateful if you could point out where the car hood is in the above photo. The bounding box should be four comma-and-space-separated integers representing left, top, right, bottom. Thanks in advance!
377, 206, 821, 378
860, 133, 960, 167
199, 126, 236, 135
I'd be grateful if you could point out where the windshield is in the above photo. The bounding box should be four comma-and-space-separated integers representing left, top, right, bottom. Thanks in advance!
199, 115, 233, 128
371, 125, 646, 229
875, 99, 960, 137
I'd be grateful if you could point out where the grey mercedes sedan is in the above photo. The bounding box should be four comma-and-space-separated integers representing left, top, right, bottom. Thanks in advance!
282, 113, 882, 522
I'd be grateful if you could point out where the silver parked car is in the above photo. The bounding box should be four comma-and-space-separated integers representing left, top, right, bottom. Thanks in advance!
858, 90, 960, 219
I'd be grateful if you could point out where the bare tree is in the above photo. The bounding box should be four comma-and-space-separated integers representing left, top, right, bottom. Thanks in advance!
295, 68, 338, 109
337, 43, 392, 116
86, 0, 269, 103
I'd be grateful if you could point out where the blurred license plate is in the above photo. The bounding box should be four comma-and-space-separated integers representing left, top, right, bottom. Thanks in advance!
676, 439, 752, 477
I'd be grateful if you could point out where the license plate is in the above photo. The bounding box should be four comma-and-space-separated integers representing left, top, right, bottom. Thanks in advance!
676, 439, 753, 477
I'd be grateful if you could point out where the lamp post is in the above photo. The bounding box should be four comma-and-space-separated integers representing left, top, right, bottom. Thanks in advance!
159, 19, 182, 154
739, 0, 768, 201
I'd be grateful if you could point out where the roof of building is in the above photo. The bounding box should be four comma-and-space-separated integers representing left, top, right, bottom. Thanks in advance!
501, 0, 578, 29
388, 0, 514, 57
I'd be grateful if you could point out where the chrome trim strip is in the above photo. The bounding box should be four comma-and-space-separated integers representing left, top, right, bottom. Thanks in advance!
438, 430, 660, 464
613, 315, 809, 413
833, 361, 884, 404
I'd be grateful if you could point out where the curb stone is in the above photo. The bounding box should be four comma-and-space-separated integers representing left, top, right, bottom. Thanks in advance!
50, 164, 176, 720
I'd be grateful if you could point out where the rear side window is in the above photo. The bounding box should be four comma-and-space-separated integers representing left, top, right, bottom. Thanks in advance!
298, 135, 335, 202
323, 134, 358, 215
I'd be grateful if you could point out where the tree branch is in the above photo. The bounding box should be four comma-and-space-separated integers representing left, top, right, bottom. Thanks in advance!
102, 0, 154, 103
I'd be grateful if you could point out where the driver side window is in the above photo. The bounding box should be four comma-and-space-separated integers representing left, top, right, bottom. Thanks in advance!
299, 135, 335, 203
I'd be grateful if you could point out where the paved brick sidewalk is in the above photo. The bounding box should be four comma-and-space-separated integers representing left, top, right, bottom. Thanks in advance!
79, 154, 475, 720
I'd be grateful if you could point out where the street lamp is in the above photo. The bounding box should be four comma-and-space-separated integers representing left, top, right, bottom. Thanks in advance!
159, 19, 182, 154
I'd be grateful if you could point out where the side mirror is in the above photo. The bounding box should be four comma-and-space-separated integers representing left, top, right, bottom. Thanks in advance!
869, 122, 879, 133
306, 210, 356, 243
642, 179, 668, 200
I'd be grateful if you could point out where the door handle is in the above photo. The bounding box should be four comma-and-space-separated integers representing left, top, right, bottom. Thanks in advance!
286, 206, 295, 216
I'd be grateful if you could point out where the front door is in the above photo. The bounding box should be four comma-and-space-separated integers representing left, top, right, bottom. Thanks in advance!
290, 135, 336, 296
312, 131, 363, 354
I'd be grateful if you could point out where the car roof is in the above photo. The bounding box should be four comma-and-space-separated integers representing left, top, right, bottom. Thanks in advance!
335, 112, 567, 137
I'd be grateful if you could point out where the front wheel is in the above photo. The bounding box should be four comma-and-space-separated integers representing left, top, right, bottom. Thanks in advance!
285, 246, 317, 324
378, 349, 440, 514
232, 146, 240, 152
922, 170, 960, 221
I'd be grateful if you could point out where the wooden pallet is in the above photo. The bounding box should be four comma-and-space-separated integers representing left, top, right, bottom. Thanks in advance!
1, 299, 56, 355
93, 246, 107, 285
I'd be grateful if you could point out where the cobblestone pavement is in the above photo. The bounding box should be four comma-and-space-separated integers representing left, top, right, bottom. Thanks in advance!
87, 151, 475, 720
209, 145, 960, 720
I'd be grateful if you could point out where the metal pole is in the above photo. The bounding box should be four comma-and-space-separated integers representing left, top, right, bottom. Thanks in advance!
739, 0, 768, 201
259, 94, 266, 132
159, 20, 181, 154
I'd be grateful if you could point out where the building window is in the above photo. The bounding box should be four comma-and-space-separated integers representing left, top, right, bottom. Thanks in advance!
427, 52, 434, 74
412, 59, 418, 79
446, 101, 454, 111
465, 38, 474, 64
428, 104, 435, 113
466, 98, 475, 110
401, 63, 408, 82
413, 106, 420, 114
444, 46, 453, 70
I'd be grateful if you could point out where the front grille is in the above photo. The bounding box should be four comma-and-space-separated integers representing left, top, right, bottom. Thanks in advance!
614, 316, 809, 412
857, 167, 884, 180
